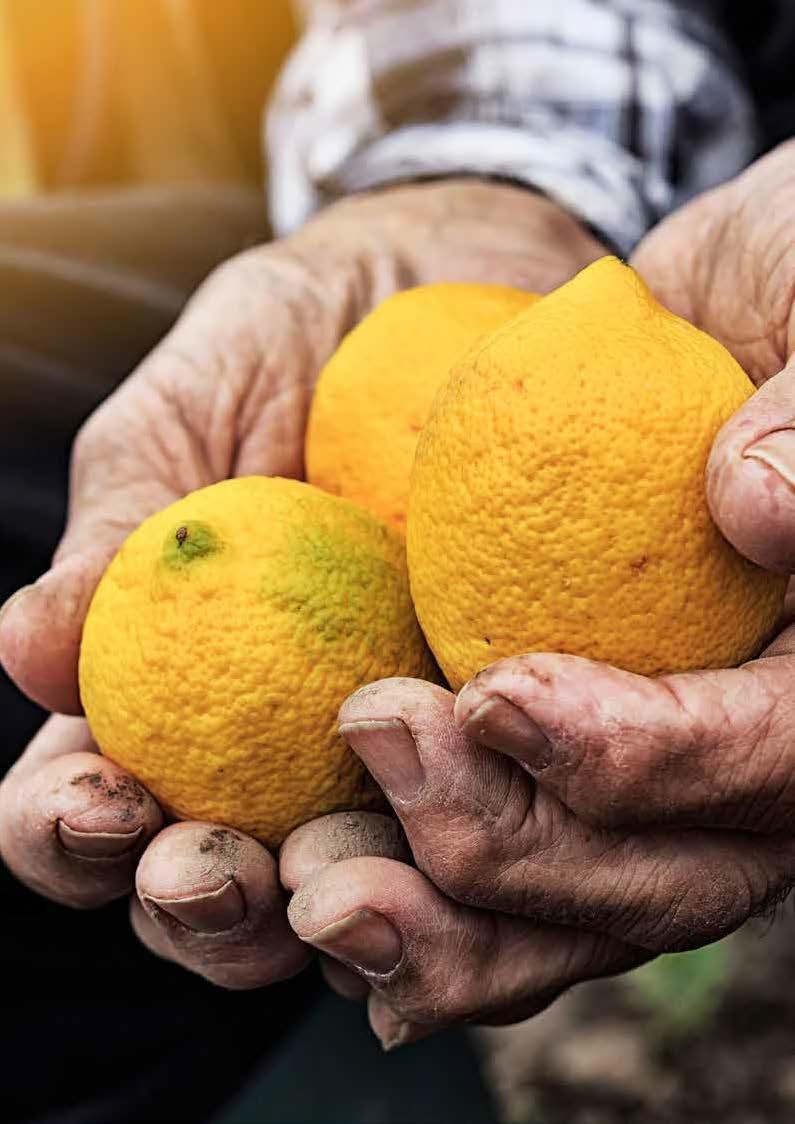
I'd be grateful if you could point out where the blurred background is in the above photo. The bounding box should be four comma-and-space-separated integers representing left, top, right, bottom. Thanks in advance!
1, 3, 794, 1123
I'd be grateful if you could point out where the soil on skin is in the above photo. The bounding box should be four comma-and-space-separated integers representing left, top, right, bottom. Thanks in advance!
477, 911, 795, 1124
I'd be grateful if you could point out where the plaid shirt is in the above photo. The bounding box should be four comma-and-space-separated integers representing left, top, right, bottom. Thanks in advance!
267, 0, 766, 256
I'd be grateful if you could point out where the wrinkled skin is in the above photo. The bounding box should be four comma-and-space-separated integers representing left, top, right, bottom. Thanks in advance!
4, 141, 795, 1050
298, 142, 795, 1048
0, 180, 605, 1019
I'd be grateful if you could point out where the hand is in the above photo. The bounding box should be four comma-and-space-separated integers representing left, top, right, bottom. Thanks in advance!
288, 143, 795, 1041
0, 179, 603, 989
285, 679, 650, 1048
632, 139, 795, 572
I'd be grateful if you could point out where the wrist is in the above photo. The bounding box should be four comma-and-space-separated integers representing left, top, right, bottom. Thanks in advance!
291, 178, 607, 322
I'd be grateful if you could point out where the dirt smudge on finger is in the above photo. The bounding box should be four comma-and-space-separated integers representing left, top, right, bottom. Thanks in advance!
69, 770, 147, 822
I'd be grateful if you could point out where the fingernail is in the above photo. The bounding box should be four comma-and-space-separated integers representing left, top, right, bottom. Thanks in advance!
144, 879, 246, 934
459, 695, 551, 769
0, 584, 34, 625
381, 1021, 413, 1053
744, 431, 795, 488
339, 719, 424, 802
306, 908, 402, 975
57, 821, 143, 859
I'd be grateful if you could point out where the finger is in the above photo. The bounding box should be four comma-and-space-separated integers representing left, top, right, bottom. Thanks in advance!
280, 811, 410, 892
455, 651, 795, 836
341, 678, 793, 950
136, 821, 311, 989
0, 715, 161, 907
281, 811, 409, 1004
707, 360, 795, 572
365, 988, 554, 1047
289, 857, 646, 1045
321, 956, 371, 1002
367, 992, 434, 1051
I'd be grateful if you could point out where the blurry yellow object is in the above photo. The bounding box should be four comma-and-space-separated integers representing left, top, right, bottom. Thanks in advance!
0, 0, 36, 195
0, 0, 298, 195
117, 0, 297, 185
307, 284, 538, 529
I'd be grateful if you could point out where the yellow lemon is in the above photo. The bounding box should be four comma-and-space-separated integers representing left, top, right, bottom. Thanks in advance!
79, 476, 437, 847
306, 283, 537, 529
408, 257, 786, 690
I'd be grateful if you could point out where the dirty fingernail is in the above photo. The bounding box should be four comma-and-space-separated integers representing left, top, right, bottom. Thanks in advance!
339, 719, 424, 802
306, 908, 402, 975
57, 821, 143, 859
459, 696, 551, 769
145, 879, 246, 934
744, 431, 795, 489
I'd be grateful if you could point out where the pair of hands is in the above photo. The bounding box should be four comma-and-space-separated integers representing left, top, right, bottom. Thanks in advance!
2, 142, 795, 1050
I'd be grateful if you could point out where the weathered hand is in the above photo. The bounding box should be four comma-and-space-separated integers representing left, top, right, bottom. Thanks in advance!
0, 180, 603, 989
0, 234, 348, 986
286, 679, 650, 1049
291, 143, 795, 1041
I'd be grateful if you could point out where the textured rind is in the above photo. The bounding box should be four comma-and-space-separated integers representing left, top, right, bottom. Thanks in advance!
79, 477, 438, 848
407, 257, 787, 691
306, 283, 537, 529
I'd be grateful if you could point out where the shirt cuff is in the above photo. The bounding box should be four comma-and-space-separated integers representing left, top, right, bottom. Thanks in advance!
272, 118, 662, 259
331, 121, 661, 258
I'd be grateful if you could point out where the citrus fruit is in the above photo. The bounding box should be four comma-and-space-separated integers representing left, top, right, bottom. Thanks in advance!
79, 476, 437, 847
407, 257, 786, 690
306, 283, 537, 529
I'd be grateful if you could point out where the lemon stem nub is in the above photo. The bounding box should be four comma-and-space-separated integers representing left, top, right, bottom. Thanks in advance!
161, 521, 222, 567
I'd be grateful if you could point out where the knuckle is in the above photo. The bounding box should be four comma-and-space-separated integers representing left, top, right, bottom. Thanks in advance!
420, 783, 541, 909
492, 788, 605, 921
203, 245, 266, 289
71, 409, 107, 469
421, 821, 497, 905
610, 863, 689, 951
683, 675, 795, 833
385, 919, 502, 1026
587, 853, 700, 952
588, 718, 685, 825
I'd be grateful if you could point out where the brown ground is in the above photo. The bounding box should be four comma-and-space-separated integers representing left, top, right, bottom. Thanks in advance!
477, 909, 795, 1124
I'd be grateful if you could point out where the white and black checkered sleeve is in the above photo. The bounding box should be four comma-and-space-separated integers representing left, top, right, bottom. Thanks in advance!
266, 0, 758, 256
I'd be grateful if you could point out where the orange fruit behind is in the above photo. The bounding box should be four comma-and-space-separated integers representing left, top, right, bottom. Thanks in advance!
306, 283, 537, 530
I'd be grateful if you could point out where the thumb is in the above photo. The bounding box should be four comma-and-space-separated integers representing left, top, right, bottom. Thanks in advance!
0, 383, 183, 716
708, 360, 795, 573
